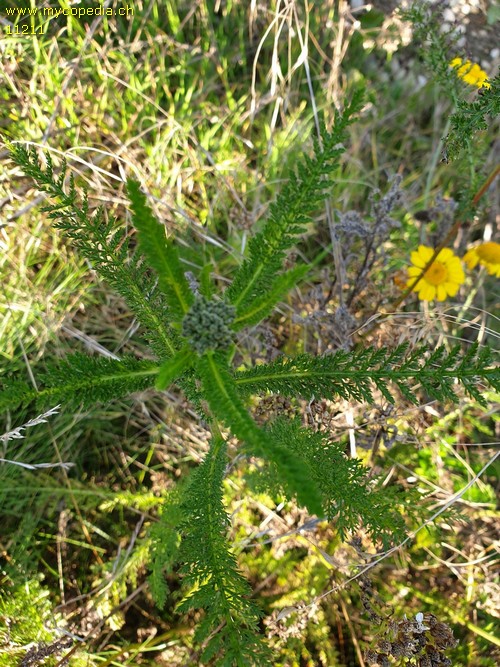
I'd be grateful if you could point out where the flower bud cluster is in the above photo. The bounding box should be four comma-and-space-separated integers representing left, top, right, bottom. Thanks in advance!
182, 296, 236, 354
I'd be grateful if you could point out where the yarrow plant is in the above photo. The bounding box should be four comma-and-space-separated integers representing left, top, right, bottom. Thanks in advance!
3, 89, 499, 664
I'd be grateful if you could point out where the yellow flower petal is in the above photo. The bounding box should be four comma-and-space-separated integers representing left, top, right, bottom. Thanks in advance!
418, 245, 434, 260
448, 269, 465, 283
410, 280, 426, 292
464, 242, 500, 274
410, 251, 424, 268
436, 285, 447, 301
463, 249, 479, 269
447, 255, 463, 269
420, 284, 436, 301
450, 56, 490, 88
437, 248, 453, 262
407, 244, 464, 301
447, 258, 464, 275
488, 265, 500, 277
411, 246, 433, 268
476, 242, 500, 264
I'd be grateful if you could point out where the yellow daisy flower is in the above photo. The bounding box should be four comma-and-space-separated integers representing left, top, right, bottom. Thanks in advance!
463, 241, 500, 277
449, 57, 491, 89
407, 245, 465, 302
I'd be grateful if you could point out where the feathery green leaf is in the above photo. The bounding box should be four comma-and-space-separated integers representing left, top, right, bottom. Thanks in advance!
1, 355, 159, 412
127, 178, 194, 321
177, 436, 271, 666
226, 90, 364, 314
0, 379, 37, 414
233, 264, 310, 330
155, 346, 194, 390
234, 344, 498, 406
148, 486, 185, 609
197, 352, 323, 515
268, 419, 410, 547
8, 145, 177, 357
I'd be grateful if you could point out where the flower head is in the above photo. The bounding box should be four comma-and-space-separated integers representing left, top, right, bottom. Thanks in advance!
463, 241, 500, 277
449, 57, 491, 89
407, 245, 465, 302
182, 296, 236, 354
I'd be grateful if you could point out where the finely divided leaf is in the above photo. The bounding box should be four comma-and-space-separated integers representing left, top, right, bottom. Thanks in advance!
0, 355, 159, 411
234, 344, 498, 405
233, 265, 310, 330
268, 418, 408, 547
155, 346, 194, 390
197, 352, 323, 515
148, 485, 185, 609
127, 178, 193, 321
9, 145, 177, 358
177, 436, 271, 666
226, 90, 364, 314
0, 379, 38, 414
